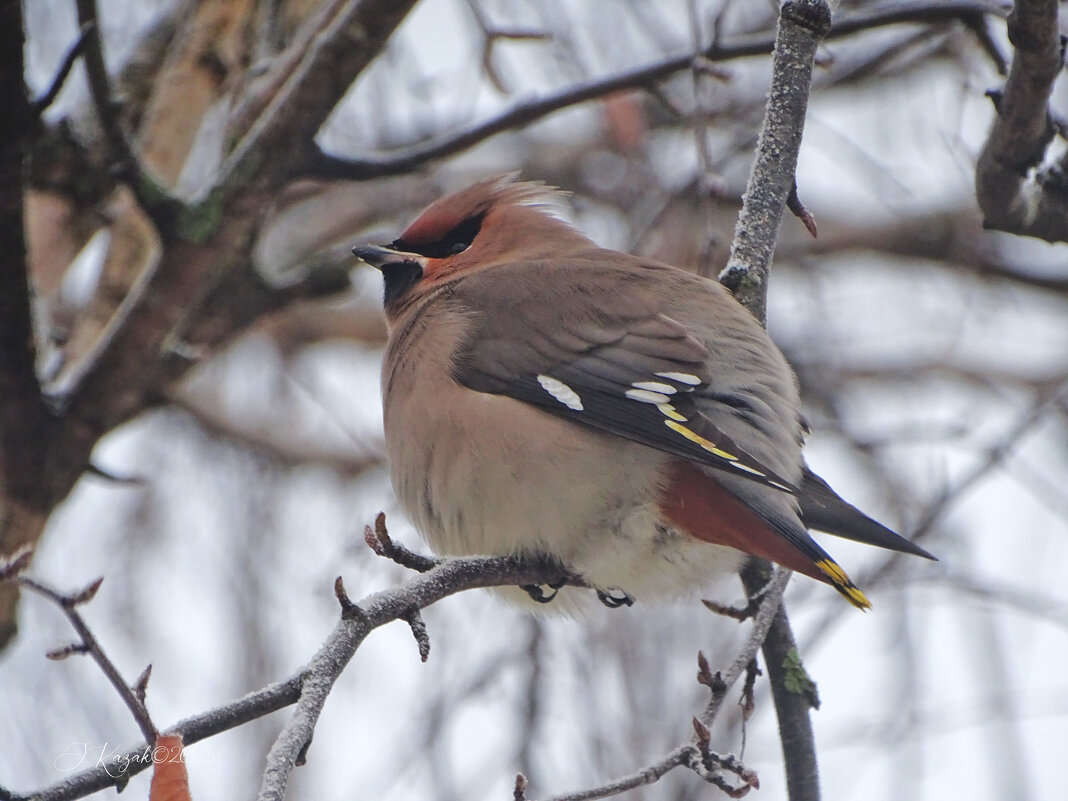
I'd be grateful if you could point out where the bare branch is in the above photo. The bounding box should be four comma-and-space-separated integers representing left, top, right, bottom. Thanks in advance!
721, 0, 832, 323
909, 385, 1065, 545
73, 0, 186, 229
9, 675, 302, 801
0, 547, 34, 581
529, 569, 791, 801
23, 2, 418, 571
742, 563, 821, 800
716, 4, 837, 800
801, 385, 1068, 660
403, 607, 431, 662
257, 553, 571, 801
463, 0, 550, 94
32, 23, 95, 114
9, 552, 567, 801
14, 575, 157, 743
364, 511, 441, 572
976, 0, 1068, 242
0, 0, 63, 649
303, 0, 1005, 181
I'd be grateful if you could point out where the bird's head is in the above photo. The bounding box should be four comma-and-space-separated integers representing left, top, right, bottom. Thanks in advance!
353, 174, 593, 319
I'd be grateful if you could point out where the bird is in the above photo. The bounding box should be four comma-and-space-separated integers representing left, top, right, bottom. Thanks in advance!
353, 175, 934, 611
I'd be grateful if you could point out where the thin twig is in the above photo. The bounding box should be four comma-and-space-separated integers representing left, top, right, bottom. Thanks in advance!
799, 386, 1068, 674
403, 607, 431, 662
73, 0, 184, 228
531, 569, 792, 801
257, 553, 571, 801
364, 512, 441, 572
8, 551, 569, 801
33, 23, 95, 114
15, 575, 158, 743
8, 676, 303, 801
301, 0, 1004, 180
463, 0, 550, 93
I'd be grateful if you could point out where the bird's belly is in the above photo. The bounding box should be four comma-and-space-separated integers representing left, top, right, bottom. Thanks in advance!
386, 391, 745, 605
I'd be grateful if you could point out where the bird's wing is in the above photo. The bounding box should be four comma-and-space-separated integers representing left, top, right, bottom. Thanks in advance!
450, 262, 798, 494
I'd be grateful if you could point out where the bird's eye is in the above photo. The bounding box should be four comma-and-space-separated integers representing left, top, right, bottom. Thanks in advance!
396, 213, 485, 259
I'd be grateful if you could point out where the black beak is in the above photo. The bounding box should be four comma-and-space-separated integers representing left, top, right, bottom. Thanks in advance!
351, 244, 406, 270
353, 244, 426, 307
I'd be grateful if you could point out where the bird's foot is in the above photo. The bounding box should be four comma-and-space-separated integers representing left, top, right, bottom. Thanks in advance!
596, 588, 634, 608
520, 574, 569, 604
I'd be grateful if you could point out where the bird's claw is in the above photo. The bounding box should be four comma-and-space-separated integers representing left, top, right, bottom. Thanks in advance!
596, 589, 634, 608
520, 574, 569, 604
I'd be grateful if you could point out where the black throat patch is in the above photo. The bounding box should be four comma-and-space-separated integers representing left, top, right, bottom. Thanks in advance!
382, 261, 424, 308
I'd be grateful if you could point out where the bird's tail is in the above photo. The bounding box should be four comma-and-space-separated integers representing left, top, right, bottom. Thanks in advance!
799, 466, 936, 561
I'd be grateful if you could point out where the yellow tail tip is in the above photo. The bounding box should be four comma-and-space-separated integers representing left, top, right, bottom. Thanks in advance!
815, 559, 871, 610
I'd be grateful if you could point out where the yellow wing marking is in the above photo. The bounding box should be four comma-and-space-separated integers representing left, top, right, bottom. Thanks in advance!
664, 419, 743, 463
662, 414, 795, 494
815, 559, 871, 610
657, 403, 688, 422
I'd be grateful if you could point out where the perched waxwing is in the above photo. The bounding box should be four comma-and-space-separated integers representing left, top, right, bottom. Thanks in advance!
354, 175, 934, 610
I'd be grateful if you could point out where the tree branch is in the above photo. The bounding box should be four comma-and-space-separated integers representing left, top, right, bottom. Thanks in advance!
527, 569, 792, 801
32, 23, 95, 114
741, 563, 820, 800
5, 0, 417, 562
0, 0, 64, 649
257, 554, 568, 801
73, 0, 186, 230
800, 385, 1067, 669
6, 551, 567, 801
975, 0, 1068, 242
6, 676, 303, 801
716, 3, 835, 800
15, 573, 157, 743
721, 0, 831, 322
302, 0, 1006, 181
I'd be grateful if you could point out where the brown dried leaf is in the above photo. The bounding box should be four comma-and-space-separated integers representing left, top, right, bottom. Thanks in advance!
148, 733, 191, 801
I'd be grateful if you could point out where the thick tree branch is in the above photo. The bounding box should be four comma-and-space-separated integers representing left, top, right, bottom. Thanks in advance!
0, 1, 46, 465
741, 562, 820, 800
0, 0, 66, 649
60, 0, 418, 423
0, 1, 418, 583
976, 0, 1068, 242
0, 1, 48, 478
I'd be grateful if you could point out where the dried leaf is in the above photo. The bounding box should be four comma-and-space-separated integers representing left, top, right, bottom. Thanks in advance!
148, 733, 191, 801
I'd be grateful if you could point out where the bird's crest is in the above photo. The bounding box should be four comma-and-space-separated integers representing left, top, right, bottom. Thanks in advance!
398, 174, 568, 247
